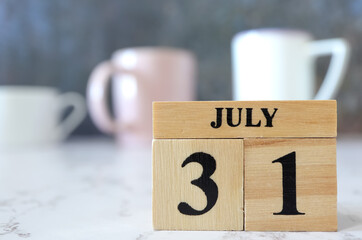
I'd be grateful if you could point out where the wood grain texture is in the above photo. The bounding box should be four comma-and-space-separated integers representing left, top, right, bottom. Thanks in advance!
153, 101, 336, 139
244, 138, 337, 231
152, 139, 244, 230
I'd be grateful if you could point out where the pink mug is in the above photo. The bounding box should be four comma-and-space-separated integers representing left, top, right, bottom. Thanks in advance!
87, 47, 196, 146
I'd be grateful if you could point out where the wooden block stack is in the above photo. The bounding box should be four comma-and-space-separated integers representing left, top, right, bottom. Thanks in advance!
152, 101, 337, 231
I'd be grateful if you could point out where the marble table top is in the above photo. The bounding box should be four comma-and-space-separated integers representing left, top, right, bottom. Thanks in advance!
0, 136, 361, 240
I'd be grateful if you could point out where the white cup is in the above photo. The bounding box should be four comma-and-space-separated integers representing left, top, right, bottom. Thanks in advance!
232, 29, 350, 100
0, 86, 86, 148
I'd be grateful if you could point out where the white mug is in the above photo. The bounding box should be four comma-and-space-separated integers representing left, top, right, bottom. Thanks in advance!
0, 86, 86, 148
232, 29, 350, 100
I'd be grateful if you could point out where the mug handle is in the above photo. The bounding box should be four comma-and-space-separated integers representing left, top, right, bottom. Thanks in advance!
87, 61, 135, 134
87, 61, 116, 134
57, 92, 87, 140
309, 38, 350, 100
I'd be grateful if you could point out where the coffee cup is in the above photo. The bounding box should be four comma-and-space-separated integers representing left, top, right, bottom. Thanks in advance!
232, 29, 350, 100
87, 47, 196, 146
0, 86, 86, 148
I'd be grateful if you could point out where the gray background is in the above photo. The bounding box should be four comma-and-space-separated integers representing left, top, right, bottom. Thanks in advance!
0, 0, 361, 135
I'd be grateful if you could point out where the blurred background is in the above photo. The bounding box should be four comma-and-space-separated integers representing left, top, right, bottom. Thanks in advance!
0, 0, 361, 136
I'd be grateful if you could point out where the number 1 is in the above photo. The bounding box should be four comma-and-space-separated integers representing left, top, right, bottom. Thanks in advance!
272, 151, 305, 215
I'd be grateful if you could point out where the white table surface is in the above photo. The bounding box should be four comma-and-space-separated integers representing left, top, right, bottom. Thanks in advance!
0, 136, 361, 240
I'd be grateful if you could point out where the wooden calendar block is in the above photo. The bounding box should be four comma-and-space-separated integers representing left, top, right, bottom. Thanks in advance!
244, 138, 337, 231
153, 101, 336, 139
153, 139, 244, 230
152, 100, 338, 232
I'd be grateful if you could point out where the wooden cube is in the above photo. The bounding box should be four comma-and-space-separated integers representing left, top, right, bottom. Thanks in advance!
244, 138, 337, 231
153, 101, 336, 139
152, 139, 244, 230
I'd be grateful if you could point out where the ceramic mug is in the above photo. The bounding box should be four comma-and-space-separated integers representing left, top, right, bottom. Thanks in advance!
87, 47, 196, 146
232, 29, 350, 100
0, 86, 86, 148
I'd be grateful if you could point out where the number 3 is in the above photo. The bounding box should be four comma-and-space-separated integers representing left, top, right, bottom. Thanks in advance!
178, 152, 219, 216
